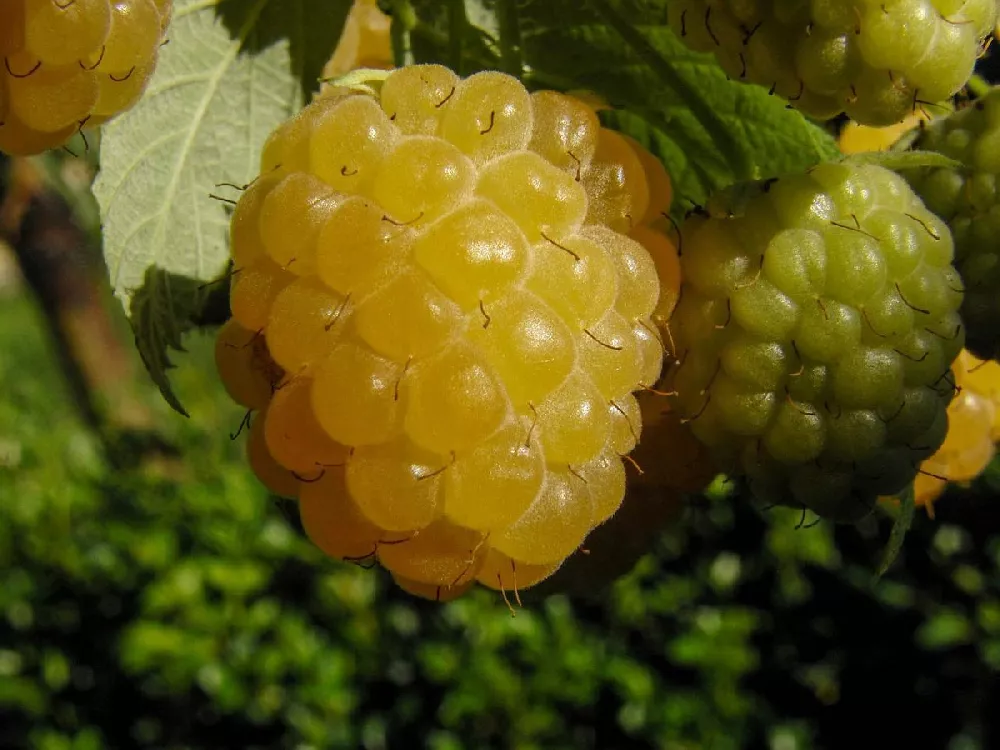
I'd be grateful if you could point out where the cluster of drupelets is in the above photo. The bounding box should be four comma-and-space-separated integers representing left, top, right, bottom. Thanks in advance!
667, 163, 966, 521
905, 88, 1000, 361
215, 66, 691, 601
0, 0, 171, 155
667, 0, 998, 126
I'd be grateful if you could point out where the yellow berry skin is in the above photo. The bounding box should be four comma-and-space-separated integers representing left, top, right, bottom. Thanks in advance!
443, 420, 544, 532
439, 71, 533, 164
403, 343, 508, 455
493, 469, 593, 566
633, 318, 666, 388
23, 0, 111, 66
90, 0, 161, 73
311, 340, 402, 447
263, 376, 350, 475
608, 394, 641, 455
314, 196, 406, 298
412, 199, 529, 311
299, 471, 382, 562
259, 172, 340, 276
377, 518, 485, 587
214, 320, 282, 411
629, 226, 682, 331
309, 95, 398, 195
379, 63, 459, 136
0, 111, 75, 156
583, 127, 650, 233
956, 350, 1000, 440
353, 268, 464, 361
475, 548, 561, 592
621, 133, 673, 225
0, 3, 26, 55
582, 225, 660, 320
476, 151, 588, 242
7, 59, 99, 132
346, 438, 445, 532
534, 371, 611, 465
470, 289, 576, 409
229, 256, 295, 333
392, 575, 472, 602
578, 310, 644, 401
230, 172, 283, 270
525, 233, 618, 329
527, 90, 600, 176
260, 97, 345, 175
265, 277, 350, 373
372, 136, 476, 226
246, 416, 300, 499
577, 448, 627, 524
91, 59, 154, 118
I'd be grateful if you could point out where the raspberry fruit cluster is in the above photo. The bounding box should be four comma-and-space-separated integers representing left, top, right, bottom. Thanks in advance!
667, 0, 997, 126
912, 350, 1000, 513
666, 162, 964, 522
903, 88, 1000, 361
216, 66, 682, 601
0, 0, 171, 155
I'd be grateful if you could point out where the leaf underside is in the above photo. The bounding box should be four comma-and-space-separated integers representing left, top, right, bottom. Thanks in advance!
94, 0, 351, 415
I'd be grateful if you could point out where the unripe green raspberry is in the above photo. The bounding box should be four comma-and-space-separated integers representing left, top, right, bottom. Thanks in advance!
903, 88, 1000, 361
666, 161, 963, 521
666, 0, 998, 126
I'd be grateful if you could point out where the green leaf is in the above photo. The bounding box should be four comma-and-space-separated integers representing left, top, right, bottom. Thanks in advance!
94, 0, 351, 414
874, 484, 915, 582
396, 0, 840, 213
127, 268, 210, 417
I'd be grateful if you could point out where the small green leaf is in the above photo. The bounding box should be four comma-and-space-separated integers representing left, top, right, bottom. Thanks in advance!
127, 269, 210, 417
875, 484, 915, 582
94, 0, 351, 414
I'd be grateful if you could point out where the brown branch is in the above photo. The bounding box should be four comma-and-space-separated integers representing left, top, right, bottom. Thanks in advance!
0, 153, 177, 470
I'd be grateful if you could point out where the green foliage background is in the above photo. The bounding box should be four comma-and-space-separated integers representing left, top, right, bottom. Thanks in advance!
3, 288, 1000, 749
3, 0, 1000, 747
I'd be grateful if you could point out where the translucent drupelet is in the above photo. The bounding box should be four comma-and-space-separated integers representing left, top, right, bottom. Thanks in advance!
0, 0, 171, 155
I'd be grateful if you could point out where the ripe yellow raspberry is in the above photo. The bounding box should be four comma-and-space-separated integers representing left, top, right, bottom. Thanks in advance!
217, 65, 682, 602
0, 0, 172, 155
908, 350, 1000, 516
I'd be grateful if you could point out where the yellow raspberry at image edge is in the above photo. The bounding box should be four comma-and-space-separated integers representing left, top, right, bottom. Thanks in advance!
215, 64, 688, 602
899, 351, 1000, 517
0, 0, 173, 155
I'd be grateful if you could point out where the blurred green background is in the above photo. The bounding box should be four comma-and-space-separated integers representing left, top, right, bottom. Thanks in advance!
2, 203, 1000, 749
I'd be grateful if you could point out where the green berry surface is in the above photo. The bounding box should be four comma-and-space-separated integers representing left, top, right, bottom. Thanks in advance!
904, 88, 1000, 361
667, 163, 964, 521
666, 0, 998, 126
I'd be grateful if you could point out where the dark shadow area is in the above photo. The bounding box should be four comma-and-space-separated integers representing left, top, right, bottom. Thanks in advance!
213, 0, 354, 100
